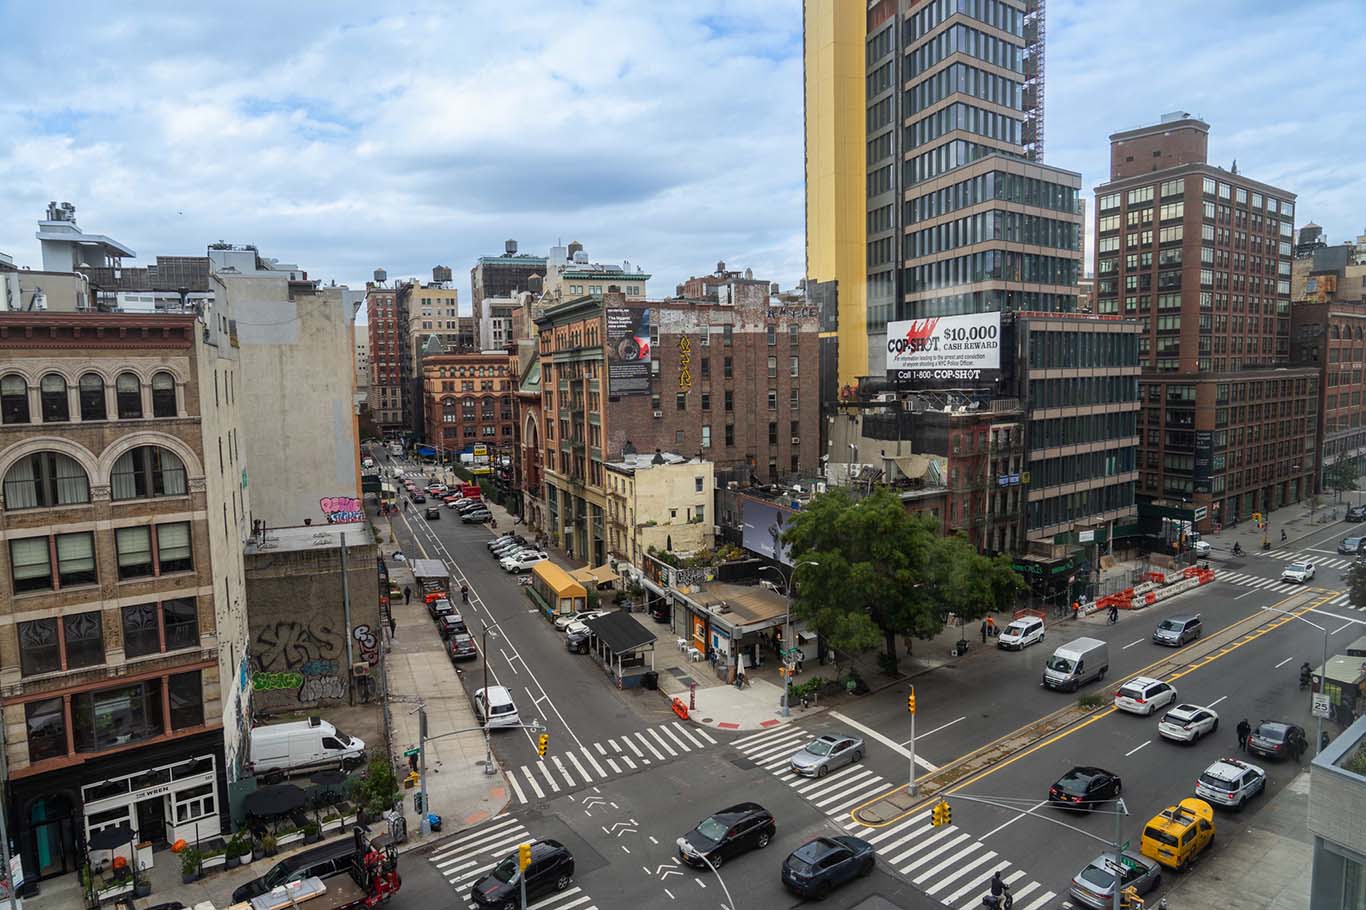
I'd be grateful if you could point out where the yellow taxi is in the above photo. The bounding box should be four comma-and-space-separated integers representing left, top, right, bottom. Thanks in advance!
1140, 797, 1215, 870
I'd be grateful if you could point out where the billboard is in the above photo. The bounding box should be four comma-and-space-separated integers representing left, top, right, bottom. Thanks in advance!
741, 497, 797, 566
606, 307, 652, 396
885, 312, 1002, 387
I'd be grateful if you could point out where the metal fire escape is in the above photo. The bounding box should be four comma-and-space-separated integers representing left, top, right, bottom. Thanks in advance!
1023, 0, 1046, 162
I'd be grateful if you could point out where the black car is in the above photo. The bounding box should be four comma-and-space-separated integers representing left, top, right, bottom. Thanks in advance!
438, 613, 467, 640
677, 803, 775, 869
1247, 721, 1308, 761
449, 633, 479, 661
412, 493, 426, 503
231, 839, 357, 903
425, 506, 441, 520
1348, 505, 1366, 522
566, 628, 590, 654
649, 601, 671, 624
470, 839, 574, 908
1049, 766, 1122, 811
780, 836, 875, 899
428, 598, 455, 620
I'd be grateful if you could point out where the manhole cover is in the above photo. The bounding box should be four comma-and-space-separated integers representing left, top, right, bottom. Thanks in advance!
702, 717, 714, 723
730, 756, 757, 770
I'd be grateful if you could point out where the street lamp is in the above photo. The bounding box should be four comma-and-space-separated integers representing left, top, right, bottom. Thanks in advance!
1261, 605, 1330, 756
760, 559, 818, 718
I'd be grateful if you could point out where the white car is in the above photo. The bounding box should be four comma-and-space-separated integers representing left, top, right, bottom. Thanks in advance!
1195, 757, 1267, 809
1114, 677, 1178, 716
1193, 540, 1211, 557
1157, 703, 1220, 743
563, 620, 591, 638
502, 552, 548, 573
997, 616, 1046, 651
1281, 562, 1315, 584
554, 610, 606, 631
473, 686, 521, 728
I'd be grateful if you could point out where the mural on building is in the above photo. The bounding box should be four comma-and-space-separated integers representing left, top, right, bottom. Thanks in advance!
320, 496, 363, 523
353, 624, 379, 664
254, 621, 344, 671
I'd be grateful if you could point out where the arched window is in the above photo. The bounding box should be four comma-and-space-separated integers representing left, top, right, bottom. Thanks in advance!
79, 374, 107, 421
40, 375, 69, 423
3, 452, 90, 509
1, 374, 28, 424
151, 372, 177, 418
116, 373, 142, 419
1332, 325, 1341, 339
111, 446, 187, 500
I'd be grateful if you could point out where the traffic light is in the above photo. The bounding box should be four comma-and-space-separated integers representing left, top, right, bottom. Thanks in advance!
907, 688, 917, 715
537, 733, 549, 757
518, 843, 532, 872
930, 800, 952, 827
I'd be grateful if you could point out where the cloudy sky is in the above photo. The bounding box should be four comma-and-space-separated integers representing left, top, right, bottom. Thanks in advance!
2, 0, 1362, 309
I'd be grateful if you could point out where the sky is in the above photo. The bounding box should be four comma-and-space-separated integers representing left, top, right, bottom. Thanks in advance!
2, 0, 1362, 315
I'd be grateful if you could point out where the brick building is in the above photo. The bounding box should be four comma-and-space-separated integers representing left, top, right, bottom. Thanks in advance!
1292, 298, 1366, 491
470, 241, 547, 321
1095, 115, 1313, 531
420, 351, 518, 460
365, 284, 403, 431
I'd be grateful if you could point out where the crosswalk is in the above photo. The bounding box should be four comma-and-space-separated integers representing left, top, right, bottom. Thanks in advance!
428, 815, 601, 910
1261, 550, 1358, 568
729, 725, 1057, 910
506, 721, 717, 804
1216, 569, 1364, 609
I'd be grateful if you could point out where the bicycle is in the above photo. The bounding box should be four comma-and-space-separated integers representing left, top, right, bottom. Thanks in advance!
1106, 610, 1119, 625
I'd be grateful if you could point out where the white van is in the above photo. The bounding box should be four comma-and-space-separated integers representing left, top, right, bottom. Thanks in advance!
474, 686, 521, 729
249, 718, 367, 779
1041, 637, 1109, 692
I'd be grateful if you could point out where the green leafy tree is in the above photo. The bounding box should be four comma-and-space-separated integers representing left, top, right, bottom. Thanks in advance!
1326, 460, 1360, 501
1348, 560, 1366, 609
932, 536, 1025, 633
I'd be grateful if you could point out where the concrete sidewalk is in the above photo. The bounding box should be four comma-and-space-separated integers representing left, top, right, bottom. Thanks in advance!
1207, 488, 1364, 554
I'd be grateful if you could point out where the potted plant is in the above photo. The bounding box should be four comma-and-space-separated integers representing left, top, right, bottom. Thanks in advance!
180, 848, 202, 884
277, 822, 302, 846
262, 834, 278, 858
303, 820, 321, 844
225, 835, 245, 869
251, 836, 266, 862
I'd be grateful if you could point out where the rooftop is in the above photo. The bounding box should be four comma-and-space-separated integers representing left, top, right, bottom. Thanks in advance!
690, 582, 789, 628
606, 450, 695, 473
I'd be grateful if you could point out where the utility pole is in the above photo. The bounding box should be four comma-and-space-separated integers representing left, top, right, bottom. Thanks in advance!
417, 703, 429, 836
907, 686, 918, 796
339, 530, 355, 705
1111, 796, 1126, 910
481, 620, 502, 775
0, 719, 19, 910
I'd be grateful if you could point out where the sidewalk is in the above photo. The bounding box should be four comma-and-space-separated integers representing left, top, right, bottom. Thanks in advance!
1208, 489, 1361, 555
1162, 770, 1312, 910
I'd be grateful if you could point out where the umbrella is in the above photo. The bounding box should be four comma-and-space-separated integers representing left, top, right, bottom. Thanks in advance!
88, 823, 135, 852
309, 769, 347, 788
243, 784, 307, 819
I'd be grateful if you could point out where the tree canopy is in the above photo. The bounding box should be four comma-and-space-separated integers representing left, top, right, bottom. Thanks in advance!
784, 488, 1024, 673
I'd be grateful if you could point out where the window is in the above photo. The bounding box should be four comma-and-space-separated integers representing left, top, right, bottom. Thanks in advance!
723, 357, 733, 379
1, 374, 29, 424
57, 532, 96, 586
701, 426, 711, 449
790, 387, 800, 408
63, 611, 104, 669
18, 619, 60, 675
3, 451, 90, 510
111, 446, 187, 500
769, 422, 778, 445
767, 326, 776, 346
72, 679, 164, 753
40, 374, 69, 422
10, 537, 51, 592
790, 356, 799, 377
725, 424, 735, 446
767, 390, 777, 410
722, 325, 733, 346
151, 373, 176, 417
724, 390, 734, 411
122, 604, 161, 658
676, 392, 686, 411
25, 698, 66, 763
168, 671, 204, 730
116, 373, 142, 418
79, 373, 106, 420
116, 527, 154, 579
157, 523, 193, 573
767, 356, 777, 378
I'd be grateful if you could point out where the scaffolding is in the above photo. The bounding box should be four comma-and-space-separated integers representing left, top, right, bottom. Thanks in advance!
1023, 0, 1046, 162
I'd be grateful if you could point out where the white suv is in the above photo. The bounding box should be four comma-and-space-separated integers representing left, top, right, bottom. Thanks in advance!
997, 617, 1045, 651
1280, 562, 1316, 584
1114, 677, 1177, 715
1195, 757, 1266, 809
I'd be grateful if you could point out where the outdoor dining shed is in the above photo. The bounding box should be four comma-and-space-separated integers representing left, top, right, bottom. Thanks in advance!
583, 611, 657, 689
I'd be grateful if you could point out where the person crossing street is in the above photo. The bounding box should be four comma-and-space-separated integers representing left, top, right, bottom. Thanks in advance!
1237, 717, 1252, 752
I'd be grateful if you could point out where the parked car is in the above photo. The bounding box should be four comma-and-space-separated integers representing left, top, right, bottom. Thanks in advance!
1247, 720, 1308, 761
412, 493, 426, 503
1114, 677, 1177, 716
788, 733, 864, 778
428, 598, 455, 620
1048, 766, 1122, 812
248, 719, 367, 779
448, 633, 479, 661
490, 539, 526, 556
649, 601, 671, 623
562, 620, 591, 639
1195, 757, 1266, 809
554, 610, 607, 631
1340, 537, 1365, 555
997, 616, 1045, 650
232, 838, 362, 903
1280, 562, 1316, 584
438, 613, 467, 640
502, 552, 547, 572
469, 840, 574, 908
473, 686, 521, 728
1348, 505, 1366, 522
487, 532, 523, 551
1192, 540, 1212, 557
677, 803, 775, 869
565, 628, 591, 654
1157, 703, 1219, 743
462, 508, 493, 523
1069, 851, 1161, 910
425, 506, 441, 520
1153, 614, 1203, 647
780, 836, 875, 899
1140, 798, 1215, 871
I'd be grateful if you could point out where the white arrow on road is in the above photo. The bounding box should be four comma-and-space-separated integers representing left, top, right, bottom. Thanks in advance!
605, 820, 638, 834
658, 868, 683, 879
655, 861, 682, 876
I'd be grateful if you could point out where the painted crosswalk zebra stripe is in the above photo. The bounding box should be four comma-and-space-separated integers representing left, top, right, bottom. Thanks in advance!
578, 746, 607, 779
520, 765, 544, 799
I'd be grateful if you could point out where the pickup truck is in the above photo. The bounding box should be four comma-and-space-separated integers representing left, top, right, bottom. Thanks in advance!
248, 830, 399, 910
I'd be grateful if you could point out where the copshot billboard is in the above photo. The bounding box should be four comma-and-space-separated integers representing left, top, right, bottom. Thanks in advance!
885, 312, 1002, 388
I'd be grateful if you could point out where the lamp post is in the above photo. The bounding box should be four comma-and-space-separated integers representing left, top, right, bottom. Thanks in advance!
760, 559, 818, 718
1261, 605, 1331, 756
481, 619, 504, 774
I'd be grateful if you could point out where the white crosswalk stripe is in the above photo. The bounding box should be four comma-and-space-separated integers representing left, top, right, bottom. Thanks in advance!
507, 721, 720, 804
427, 817, 602, 909
1215, 568, 1363, 610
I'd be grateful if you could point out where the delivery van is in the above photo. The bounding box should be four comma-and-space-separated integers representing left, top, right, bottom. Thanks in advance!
249, 718, 367, 779
1042, 637, 1109, 692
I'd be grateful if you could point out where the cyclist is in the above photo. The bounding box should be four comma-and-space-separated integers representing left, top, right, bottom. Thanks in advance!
1107, 604, 1119, 624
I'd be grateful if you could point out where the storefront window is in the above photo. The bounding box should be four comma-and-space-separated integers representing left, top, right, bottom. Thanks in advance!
174, 784, 215, 823
128, 766, 171, 793
25, 698, 67, 762
83, 778, 129, 803
72, 680, 163, 753
168, 671, 204, 730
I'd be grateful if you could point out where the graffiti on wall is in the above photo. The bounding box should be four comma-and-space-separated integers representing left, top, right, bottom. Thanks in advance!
251, 669, 347, 703
254, 621, 344, 672
253, 671, 303, 691
299, 675, 346, 702
321, 496, 363, 523
353, 625, 379, 664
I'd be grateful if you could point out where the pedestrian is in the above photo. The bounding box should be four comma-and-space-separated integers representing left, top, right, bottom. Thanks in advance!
403, 586, 412, 605
1237, 717, 1251, 752
461, 582, 470, 605
1072, 601, 1080, 621
980, 620, 988, 644
986, 616, 997, 637
388, 613, 396, 637
1281, 529, 1287, 542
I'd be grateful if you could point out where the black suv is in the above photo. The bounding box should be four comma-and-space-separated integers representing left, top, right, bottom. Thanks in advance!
1049, 766, 1122, 811
677, 803, 776, 869
470, 839, 574, 908
231, 838, 356, 903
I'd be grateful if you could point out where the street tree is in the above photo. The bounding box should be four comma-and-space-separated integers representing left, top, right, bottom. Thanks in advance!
1326, 460, 1360, 501
1348, 559, 1366, 609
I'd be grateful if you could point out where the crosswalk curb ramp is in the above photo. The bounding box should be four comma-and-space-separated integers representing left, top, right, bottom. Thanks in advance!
729, 725, 1056, 910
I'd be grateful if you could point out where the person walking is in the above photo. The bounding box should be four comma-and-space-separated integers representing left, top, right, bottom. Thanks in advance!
986, 615, 997, 638
461, 582, 470, 605
1237, 717, 1252, 752
388, 612, 397, 638
403, 586, 412, 606
980, 620, 989, 644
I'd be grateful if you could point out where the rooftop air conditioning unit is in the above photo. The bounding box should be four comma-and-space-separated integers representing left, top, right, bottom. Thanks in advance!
653, 410, 663, 418
791, 437, 800, 444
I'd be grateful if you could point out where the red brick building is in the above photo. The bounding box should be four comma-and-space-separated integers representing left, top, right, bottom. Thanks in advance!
365, 285, 402, 431
420, 352, 518, 459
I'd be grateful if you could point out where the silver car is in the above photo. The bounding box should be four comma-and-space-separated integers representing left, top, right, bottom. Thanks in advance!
1069, 851, 1161, 910
789, 733, 864, 778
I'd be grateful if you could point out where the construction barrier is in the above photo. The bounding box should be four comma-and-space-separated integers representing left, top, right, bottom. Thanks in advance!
671, 697, 689, 720
1098, 565, 1215, 611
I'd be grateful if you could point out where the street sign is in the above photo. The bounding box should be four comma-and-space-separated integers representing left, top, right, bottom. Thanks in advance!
404, 747, 419, 758
1312, 692, 1331, 719
1079, 530, 1095, 543
1193, 506, 1208, 521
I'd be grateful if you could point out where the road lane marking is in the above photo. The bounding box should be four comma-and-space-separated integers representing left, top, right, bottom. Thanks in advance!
794, 764, 864, 793
913, 839, 984, 884
1333, 620, 1356, 635
925, 849, 997, 895
1207, 695, 1228, 708
566, 750, 593, 783
537, 761, 560, 792
980, 799, 1047, 840
507, 773, 526, 804
1235, 590, 1258, 599
831, 710, 940, 771
901, 716, 966, 744
578, 746, 608, 779
864, 812, 928, 845
1125, 739, 1151, 757
888, 824, 959, 866
1122, 639, 1145, 650
896, 829, 968, 870
1274, 656, 1295, 668
647, 727, 679, 757
606, 758, 621, 774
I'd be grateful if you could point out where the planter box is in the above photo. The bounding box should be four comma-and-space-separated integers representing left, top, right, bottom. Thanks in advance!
276, 831, 304, 847
97, 882, 135, 901
202, 853, 226, 870
320, 818, 343, 834
340, 815, 357, 827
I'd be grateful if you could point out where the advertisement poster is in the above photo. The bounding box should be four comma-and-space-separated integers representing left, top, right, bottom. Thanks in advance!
606, 307, 652, 396
885, 312, 1002, 387
740, 497, 797, 566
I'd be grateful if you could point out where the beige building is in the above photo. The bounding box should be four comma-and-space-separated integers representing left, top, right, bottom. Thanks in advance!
605, 451, 714, 569
404, 281, 463, 370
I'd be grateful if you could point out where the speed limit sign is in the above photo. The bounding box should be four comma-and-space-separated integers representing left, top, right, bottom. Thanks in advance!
1312, 692, 1331, 719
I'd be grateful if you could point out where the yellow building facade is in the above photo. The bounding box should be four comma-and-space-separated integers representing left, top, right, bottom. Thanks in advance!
606, 454, 715, 569
803, 0, 867, 388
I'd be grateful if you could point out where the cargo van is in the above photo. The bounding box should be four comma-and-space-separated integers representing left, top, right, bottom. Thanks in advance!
1042, 637, 1109, 692
249, 718, 367, 779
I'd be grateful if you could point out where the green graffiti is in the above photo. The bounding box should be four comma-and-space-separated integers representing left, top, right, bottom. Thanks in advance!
253, 671, 303, 691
